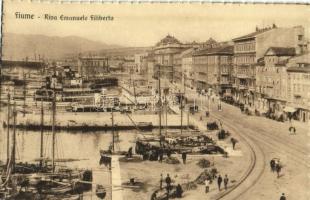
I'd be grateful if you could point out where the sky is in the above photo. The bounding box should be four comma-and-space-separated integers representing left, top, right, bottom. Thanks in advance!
3, 2, 310, 47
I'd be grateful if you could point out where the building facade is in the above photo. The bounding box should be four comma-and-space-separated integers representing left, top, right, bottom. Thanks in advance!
181, 48, 196, 89
286, 53, 310, 122
255, 47, 296, 116
232, 25, 307, 108
134, 53, 148, 75
192, 45, 234, 95
153, 35, 191, 83
77, 56, 109, 79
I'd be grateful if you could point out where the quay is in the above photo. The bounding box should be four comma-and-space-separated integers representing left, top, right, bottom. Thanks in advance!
3, 112, 195, 131
111, 155, 123, 200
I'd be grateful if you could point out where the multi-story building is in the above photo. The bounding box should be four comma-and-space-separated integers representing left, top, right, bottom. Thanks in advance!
134, 53, 148, 74
181, 48, 196, 89
77, 56, 109, 79
192, 44, 233, 95
255, 47, 296, 115
173, 53, 183, 85
286, 53, 310, 122
232, 25, 307, 107
153, 35, 191, 83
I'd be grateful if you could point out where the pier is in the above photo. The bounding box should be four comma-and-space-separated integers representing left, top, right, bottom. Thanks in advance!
111, 156, 123, 200
4, 112, 195, 131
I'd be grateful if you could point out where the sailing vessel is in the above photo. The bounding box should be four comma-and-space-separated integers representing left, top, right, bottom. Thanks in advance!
1, 88, 92, 199
27, 84, 93, 197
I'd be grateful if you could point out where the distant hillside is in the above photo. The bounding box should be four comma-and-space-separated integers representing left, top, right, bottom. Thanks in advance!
86, 47, 152, 57
1, 33, 123, 60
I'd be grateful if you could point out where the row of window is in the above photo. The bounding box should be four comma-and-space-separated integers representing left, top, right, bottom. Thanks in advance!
234, 42, 255, 52
82, 61, 107, 67
256, 67, 283, 73
288, 73, 310, 80
234, 55, 255, 64
290, 84, 310, 93
194, 56, 218, 65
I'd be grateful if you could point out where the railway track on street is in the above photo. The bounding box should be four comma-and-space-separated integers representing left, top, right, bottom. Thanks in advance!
211, 105, 309, 168
207, 104, 309, 200
211, 112, 266, 200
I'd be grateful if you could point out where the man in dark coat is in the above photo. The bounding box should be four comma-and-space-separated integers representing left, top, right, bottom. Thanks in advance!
160, 174, 163, 189
231, 138, 237, 150
270, 159, 275, 172
223, 174, 229, 190
276, 164, 282, 178
151, 191, 157, 200
182, 152, 187, 164
159, 149, 163, 163
165, 174, 172, 194
217, 175, 223, 191
280, 193, 286, 200
176, 184, 183, 198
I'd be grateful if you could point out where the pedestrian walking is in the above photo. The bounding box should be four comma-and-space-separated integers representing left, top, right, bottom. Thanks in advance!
182, 152, 187, 164
230, 138, 237, 150
160, 174, 163, 189
176, 184, 183, 198
217, 175, 222, 191
224, 174, 229, 190
159, 149, 163, 163
276, 163, 282, 178
289, 126, 296, 135
167, 149, 172, 158
280, 193, 286, 200
165, 174, 172, 194
270, 159, 275, 172
205, 179, 210, 193
151, 191, 157, 200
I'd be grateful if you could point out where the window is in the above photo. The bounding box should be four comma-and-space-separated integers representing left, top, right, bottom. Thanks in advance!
298, 35, 303, 41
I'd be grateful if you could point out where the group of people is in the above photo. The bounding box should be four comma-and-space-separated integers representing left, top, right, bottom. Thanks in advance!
136, 141, 173, 162
217, 174, 229, 191
270, 158, 282, 178
157, 174, 183, 199
204, 174, 230, 194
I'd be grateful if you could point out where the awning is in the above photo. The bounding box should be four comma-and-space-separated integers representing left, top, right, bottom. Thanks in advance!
283, 106, 297, 113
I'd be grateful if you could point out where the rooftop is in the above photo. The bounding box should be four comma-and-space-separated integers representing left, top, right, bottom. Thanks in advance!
193, 45, 233, 56
180, 48, 196, 58
156, 34, 181, 46
233, 26, 276, 41
265, 47, 296, 56
287, 64, 310, 73
79, 56, 107, 60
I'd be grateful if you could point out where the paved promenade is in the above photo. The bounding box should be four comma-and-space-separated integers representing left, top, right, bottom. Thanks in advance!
111, 155, 123, 200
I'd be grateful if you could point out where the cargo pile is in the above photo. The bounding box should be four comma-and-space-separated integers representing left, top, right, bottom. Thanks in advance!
197, 158, 211, 168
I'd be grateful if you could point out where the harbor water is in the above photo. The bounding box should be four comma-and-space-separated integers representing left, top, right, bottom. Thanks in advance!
0, 108, 142, 200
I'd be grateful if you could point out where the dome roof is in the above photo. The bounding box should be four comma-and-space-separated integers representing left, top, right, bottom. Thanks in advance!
156, 35, 181, 46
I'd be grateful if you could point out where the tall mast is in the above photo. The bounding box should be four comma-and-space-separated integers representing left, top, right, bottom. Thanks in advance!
133, 80, 137, 106
158, 65, 162, 147
40, 99, 44, 167
180, 92, 183, 135
165, 91, 168, 134
180, 72, 186, 134
12, 101, 17, 173
6, 93, 10, 165
23, 71, 26, 117
111, 110, 115, 153
52, 82, 56, 172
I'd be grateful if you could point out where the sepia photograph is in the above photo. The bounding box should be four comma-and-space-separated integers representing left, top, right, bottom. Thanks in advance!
0, 1, 309, 200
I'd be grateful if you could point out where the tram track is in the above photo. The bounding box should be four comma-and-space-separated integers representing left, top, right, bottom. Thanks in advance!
209, 107, 309, 200
220, 103, 308, 155
211, 112, 266, 200
211, 107, 309, 168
